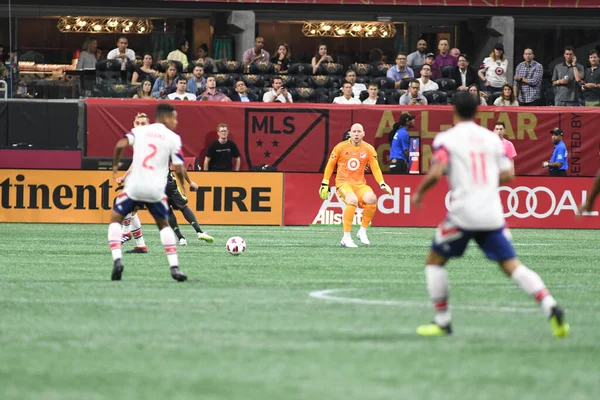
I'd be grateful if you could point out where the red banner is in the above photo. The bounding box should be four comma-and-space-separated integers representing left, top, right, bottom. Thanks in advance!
284, 174, 600, 229
85, 100, 600, 176
164, 0, 598, 8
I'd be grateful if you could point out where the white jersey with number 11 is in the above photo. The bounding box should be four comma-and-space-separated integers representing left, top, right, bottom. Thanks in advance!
433, 120, 512, 230
123, 122, 184, 202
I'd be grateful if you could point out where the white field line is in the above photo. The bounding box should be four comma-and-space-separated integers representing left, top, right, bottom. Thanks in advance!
309, 288, 539, 313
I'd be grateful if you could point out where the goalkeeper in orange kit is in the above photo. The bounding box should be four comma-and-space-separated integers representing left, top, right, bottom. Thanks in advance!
319, 123, 392, 247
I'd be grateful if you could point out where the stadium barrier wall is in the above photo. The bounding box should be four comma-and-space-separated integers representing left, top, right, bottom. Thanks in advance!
166, 0, 594, 7
0, 149, 82, 169
0, 170, 283, 225
86, 99, 600, 177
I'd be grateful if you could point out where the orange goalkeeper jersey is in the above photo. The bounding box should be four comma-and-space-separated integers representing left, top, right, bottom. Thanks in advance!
323, 139, 384, 187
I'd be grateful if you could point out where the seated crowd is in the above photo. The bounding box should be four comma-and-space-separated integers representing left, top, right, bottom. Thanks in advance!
7, 34, 598, 106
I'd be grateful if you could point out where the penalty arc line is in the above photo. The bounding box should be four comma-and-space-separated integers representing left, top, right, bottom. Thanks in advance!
309, 288, 539, 314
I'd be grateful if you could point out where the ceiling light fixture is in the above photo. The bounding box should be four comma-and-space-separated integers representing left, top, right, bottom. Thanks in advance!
302, 21, 397, 38
57, 16, 153, 34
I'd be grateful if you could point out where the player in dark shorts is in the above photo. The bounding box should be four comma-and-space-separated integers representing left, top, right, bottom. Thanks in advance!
165, 170, 214, 245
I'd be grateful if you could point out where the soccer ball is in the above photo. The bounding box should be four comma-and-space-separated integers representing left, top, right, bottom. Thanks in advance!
226, 236, 246, 256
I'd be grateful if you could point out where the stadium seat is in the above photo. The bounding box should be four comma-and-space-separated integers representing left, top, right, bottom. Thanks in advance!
386, 91, 401, 105
371, 77, 396, 90
423, 90, 448, 105
288, 63, 313, 75
248, 61, 275, 75
216, 60, 243, 74
310, 75, 334, 89
184, 157, 200, 171
350, 63, 373, 76
317, 63, 344, 75
441, 66, 455, 78
96, 59, 124, 83
488, 91, 503, 105
435, 78, 457, 92
359, 89, 386, 103
248, 86, 264, 100
371, 63, 393, 77
413, 67, 422, 78
189, 59, 213, 72
399, 78, 413, 90
213, 74, 235, 87
292, 87, 315, 102
314, 88, 330, 103
241, 74, 265, 88
356, 76, 371, 85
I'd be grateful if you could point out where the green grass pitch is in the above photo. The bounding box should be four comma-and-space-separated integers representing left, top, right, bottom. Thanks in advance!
0, 223, 598, 400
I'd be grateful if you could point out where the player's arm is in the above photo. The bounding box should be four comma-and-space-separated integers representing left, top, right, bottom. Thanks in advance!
319, 146, 339, 199
112, 137, 130, 181
172, 164, 187, 195
579, 171, 600, 214
116, 165, 132, 185
183, 169, 198, 191
412, 146, 448, 207
368, 156, 392, 195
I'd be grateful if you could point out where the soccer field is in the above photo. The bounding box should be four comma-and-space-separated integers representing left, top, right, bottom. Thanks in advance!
1, 223, 598, 400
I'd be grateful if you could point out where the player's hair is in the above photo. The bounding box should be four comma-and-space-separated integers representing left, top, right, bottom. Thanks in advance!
217, 123, 228, 131
494, 121, 505, 128
453, 91, 478, 119
156, 103, 176, 121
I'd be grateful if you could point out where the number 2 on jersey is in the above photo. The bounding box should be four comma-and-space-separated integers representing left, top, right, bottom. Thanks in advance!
142, 144, 158, 170
469, 151, 487, 184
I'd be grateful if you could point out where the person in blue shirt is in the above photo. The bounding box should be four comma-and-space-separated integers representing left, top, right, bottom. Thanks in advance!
542, 127, 568, 176
388, 113, 415, 174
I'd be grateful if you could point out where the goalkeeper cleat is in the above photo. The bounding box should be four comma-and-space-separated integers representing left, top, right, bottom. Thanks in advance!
179, 237, 187, 246
198, 232, 214, 243
170, 266, 188, 282
417, 323, 452, 337
111, 259, 124, 281
549, 306, 569, 338
340, 236, 358, 248
125, 246, 147, 254
356, 231, 370, 245
121, 233, 132, 244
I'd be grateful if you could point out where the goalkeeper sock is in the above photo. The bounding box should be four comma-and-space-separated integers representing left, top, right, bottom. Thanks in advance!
343, 204, 356, 233
108, 222, 123, 261
511, 264, 557, 317
181, 206, 203, 233
361, 203, 376, 228
425, 265, 451, 327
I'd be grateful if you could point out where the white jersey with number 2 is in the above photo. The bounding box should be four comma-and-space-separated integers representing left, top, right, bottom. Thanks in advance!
433, 120, 512, 230
123, 122, 184, 202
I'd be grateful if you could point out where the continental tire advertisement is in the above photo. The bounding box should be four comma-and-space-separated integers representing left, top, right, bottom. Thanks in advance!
0, 170, 283, 225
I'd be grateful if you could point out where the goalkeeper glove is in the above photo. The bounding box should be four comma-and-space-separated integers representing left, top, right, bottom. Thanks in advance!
380, 182, 392, 195
319, 180, 330, 200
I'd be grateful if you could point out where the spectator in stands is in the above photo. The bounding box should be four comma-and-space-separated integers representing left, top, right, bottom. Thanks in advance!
552, 46, 584, 107
152, 61, 179, 98
107, 36, 135, 63
197, 76, 231, 102
434, 39, 457, 78
96, 47, 104, 61
167, 39, 190, 69
263, 76, 293, 103
388, 113, 416, 174
424, 53, 439, 80
195, 43, 214, 67
399, 79, 427, 105
513, 48, 543, 106
231, 79, 258, 102
2, 48, 18, 98
345, 70, 367, 99
494, 121, 517, 162
204, 123, 241, 172
417, 64, 439, 93
362, 83, 384, 104
131, 53, 157, 85
450, 54, 477, 91
407, 39, 428, 69
187, 65, 206, 95
243, 37, 270, 71
76, 37, 98, 70
333, 82, 361, 104
312, 44, 333, 74
494, 84, 519, 106
167, 77, 196, 100
450, 48, 461, 58
387, 52, 414, 89
478, 42, 508, 93
0, 44, 4, 61
271, 43, 291, 74
368, 48, 384, 67
132, 80, 154, 99
468, 84, 488, 106
582, 49, 600, 107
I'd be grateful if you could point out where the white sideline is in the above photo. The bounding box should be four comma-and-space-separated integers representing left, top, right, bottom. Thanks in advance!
309, 288, 539, 313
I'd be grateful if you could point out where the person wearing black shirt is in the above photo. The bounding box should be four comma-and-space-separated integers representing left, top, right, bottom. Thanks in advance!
204, 123, 241, 171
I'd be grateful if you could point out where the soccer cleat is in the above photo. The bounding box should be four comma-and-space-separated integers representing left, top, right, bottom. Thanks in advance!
121, 233, 132, 244
549, 306, 570, 338
111, 259, 124, 281
340, 236, 358, 248
198, 232, 215, 243
170, 266, 188, 282
356, 231, 371, 245
179, 238, 187, 246
125, 246, 147, 254
416, 323, 452, 337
